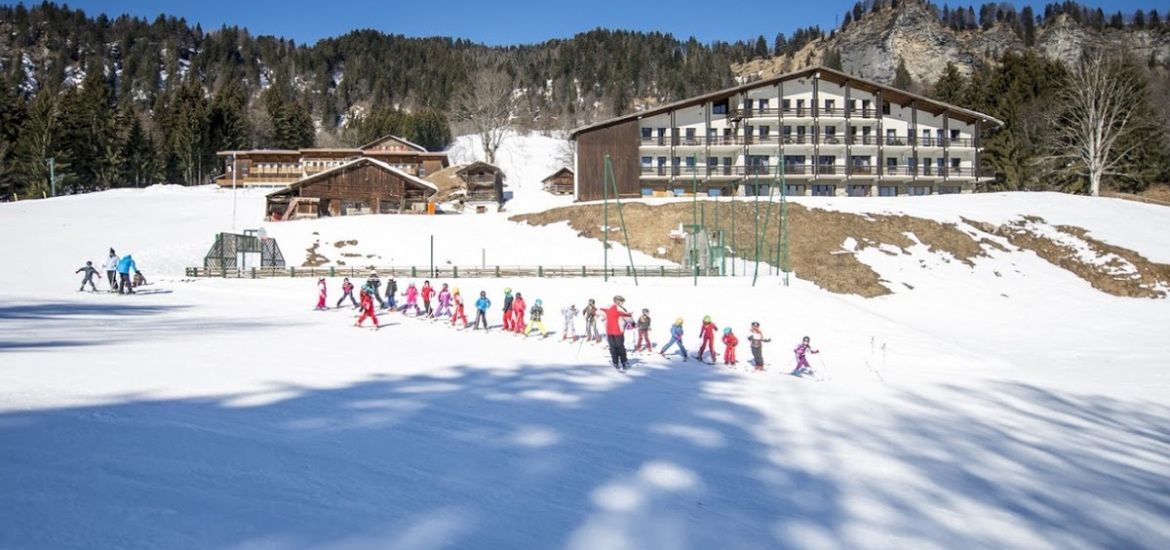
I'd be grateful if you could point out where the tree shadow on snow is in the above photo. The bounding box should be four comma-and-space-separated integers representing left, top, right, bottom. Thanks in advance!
0, 365, 1166, 549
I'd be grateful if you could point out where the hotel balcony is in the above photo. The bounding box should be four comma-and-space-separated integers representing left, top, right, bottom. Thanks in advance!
729, 107, 880, 121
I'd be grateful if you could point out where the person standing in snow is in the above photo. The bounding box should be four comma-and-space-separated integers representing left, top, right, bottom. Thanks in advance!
384, 278, 398, 310
315, 277, 328, 310
512, 292, 527, 333
75, 261, 101, 292
722, 327, 740, 366
421, 280, 435, 317
102, 249, 119, 291
525, 299, 547, 337
603, 295, 633, 370
400, 282, 421, 316
634, 309, 652, 352
434, 283, 452, 318
451, 288, 468, 328
474, 291, 491, 330
561, 304, 579, 342
366, 272, 384, 308
791, 336, 819, 376
582, 299, 600, 342
659, 318, 687, 360
355, 284, 380, 329
336, 277, 358, 309
748, 322, 771, 371
502, 288, 514, 331
696, 315, 718, 364
116, 254, 138, 295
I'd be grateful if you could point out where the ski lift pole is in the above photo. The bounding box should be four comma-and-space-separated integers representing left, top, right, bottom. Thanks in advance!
752, 173, 760, 286
778, 158, 789, 287
603, 155, 609, 282
691, 155, 700, 286
731, 186, 736, 277
754, 170, 777, 287
605, 156, 638, 287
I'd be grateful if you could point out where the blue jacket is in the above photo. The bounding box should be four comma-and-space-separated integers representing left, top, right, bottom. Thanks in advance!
475, 297, 491, 311
116, 255, 137, 274
670, 325, 684, 339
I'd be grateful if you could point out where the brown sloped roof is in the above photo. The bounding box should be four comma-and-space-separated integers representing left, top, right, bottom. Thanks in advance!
542, 167, 574, 183
266, 157, 437, 198
569, 65, 1004, 138
455, 161, 505, 177
358, 134, 428, 152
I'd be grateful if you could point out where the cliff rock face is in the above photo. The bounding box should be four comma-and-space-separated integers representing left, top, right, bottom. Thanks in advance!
736, 2, 1170, 88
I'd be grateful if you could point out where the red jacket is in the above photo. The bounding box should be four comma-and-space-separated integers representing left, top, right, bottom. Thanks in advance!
700, 322, 718, 340
722, 333, 738, 347
513, 297, 527, 316
421, 285, 435, 300
359, 289, 373, 310
342, 281, 353, 293
603, 305, 632, 336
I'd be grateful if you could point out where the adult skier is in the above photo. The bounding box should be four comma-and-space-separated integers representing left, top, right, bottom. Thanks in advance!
474, 291, 491, 330
451, 288, 468, 328
525, 299, 547, 337
336, 277, 358, 309
659, 318, 687, 360
602, 295, 633, 371
561, 304, 579, 342
582, 299, 600, 342
722, 327, 739, 366
75, 261, 101, 292
502, 288, 515, 331
102, 249, 119, 291
791, 336, 819, 376
116, 254, 138, 295
366, 272, 384, 308
512, 292, 527, 333
696, 315, 718, 364
400, 282, 422, 316
315, 278, 328, 310
749, 322, 771, 371
421, 281, 435, 317
384, 278, 399, 310
634, 309, 652, 352
355, 284, 380, 329
434, 283, 453, 318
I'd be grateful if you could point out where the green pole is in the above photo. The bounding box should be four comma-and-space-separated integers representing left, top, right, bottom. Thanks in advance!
603, 155, 609, 282
430, 234, 434, 277
714, 190, 721, 275
754, 170, 777, 287
777, 158, 789, 286
606, 156, 638, 287
731, 186, 736, 277
752, 174, 760, 286
691, 155, 699, 284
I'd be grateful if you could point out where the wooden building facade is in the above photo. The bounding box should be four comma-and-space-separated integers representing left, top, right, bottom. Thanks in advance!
542, 168, 575, 195
265, 158, 438, 221
216, 134, 449, 188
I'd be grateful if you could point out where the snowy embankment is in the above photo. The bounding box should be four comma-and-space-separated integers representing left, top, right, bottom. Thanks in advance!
1, 142, 1169, 547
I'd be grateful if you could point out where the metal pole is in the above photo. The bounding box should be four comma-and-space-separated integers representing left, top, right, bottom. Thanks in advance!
755, 172, 777, 287
482, 248, 485, 269
231, 153, 237, 233
752, 174, 760, 286
48, 158, 55, 197
605, 155, 638, 286
603, 155, 609, 282
430, 234, 434, 277
780, 159, 790, 287
731, 186, 736, 277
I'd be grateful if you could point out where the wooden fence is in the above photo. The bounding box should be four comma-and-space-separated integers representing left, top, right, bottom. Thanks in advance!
186, 265, 718, 279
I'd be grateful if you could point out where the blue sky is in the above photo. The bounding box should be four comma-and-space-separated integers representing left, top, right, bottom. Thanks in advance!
34, 0, 1165, 46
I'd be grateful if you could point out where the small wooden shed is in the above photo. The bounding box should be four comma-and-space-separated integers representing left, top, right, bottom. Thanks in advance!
266, 158, 437, 221
542, 168, 575, 195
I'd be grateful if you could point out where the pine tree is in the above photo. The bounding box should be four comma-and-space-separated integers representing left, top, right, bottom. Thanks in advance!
823, 49, 844, 71
1021, 6, 1036, 47
930, 62, 966, 103
893, 58, 913, 90
0, 76, 25, 199
208, 81, 251, 153
120, 114, 154, 187
11, 90, 57, 198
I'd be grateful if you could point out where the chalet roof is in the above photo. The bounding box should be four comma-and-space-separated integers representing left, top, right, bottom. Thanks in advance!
455, 161, 505, 177
359, 134, 428, 152
265, 157, 438, 198
216, 149, 300, 157
569, 65, 1004, 138
541, 167, 574, 183
423, 165, 467, 202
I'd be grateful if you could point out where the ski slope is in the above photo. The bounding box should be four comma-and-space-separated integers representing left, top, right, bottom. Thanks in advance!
1, 151, 1169, 547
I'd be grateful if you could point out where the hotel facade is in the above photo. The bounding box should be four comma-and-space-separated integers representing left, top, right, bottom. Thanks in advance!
570, 66, 1002, 201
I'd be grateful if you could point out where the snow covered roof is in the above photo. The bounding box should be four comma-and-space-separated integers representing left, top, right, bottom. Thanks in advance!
542, 168, 574, 183
359, 134, 428, 152
266, 157, 438, 197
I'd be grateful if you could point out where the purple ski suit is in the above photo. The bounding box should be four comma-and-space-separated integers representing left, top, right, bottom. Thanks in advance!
793, 342, 817, 373
435, 288, 453, 317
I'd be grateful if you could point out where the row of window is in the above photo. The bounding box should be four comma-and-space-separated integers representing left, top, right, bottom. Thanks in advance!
641, 156, 966, 169
642, 126, 966, 142
711, 98, 888, 115
642, 184, 965, 197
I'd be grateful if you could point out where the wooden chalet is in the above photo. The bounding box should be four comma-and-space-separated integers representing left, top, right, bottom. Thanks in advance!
265, 158, 438, 221
454, 161, 506, 213
541, 168, 574, 195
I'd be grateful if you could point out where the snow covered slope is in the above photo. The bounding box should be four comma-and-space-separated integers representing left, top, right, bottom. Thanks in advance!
1, 182, 1168, 548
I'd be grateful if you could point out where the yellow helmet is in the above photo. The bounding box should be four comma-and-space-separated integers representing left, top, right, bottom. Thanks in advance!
453, 287, 460, 294
675, 318, 684, 325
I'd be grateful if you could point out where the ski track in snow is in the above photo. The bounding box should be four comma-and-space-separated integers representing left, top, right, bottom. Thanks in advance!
1, 139, 1169, 548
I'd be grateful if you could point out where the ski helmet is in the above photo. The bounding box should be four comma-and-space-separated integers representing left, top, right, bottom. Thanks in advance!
674, 318, 683, 325
588, 298, 595, 304
642, 308, 649, 314
535, 299, 542, 306
504, 287, 512, 294
703, 315, 711, 323
480, 291, 486, 297
751, 321, 760, 328
723, 327, 732, 334
802, 336, 810, 342
442, 283, 448, 288
614, 295, 625, 303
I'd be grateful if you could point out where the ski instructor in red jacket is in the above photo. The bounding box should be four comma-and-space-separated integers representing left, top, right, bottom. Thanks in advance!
603, 295, 633, 371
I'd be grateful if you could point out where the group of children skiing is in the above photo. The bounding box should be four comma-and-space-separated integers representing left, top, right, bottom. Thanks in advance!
314, 274, 823, 377
76, 248, 145, 294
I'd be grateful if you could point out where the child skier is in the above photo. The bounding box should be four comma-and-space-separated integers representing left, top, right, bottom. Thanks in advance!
722, 327, 739, 366
421, 281, 435, 317
355, 284, 380, 329
634, 309, 652, 352
502, 288, 514, 331
561, 304, 579, 342
659, 318, 687, 360
582, 299, 600, 342
384, 278, 398, 310
315, 278, 328, 310
696, 315, 718, 363
525, 299, 547, 337
366, 272, 384, 308
435, 283, 453, 318
474, 291, 491, 330
749, 322, 771, 371
792, 336, 819, 376
400, 282, 421, 316
337, 277, 358, 309
512, 292, 527, 333
451, 288, 468, 328
75, 261, 100, 292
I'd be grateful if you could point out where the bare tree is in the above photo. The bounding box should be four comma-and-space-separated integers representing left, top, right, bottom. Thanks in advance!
1047, 52, 1146, 196
452, 69, 519, 165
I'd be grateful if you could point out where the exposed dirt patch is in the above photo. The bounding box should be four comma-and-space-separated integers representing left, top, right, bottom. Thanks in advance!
303, 241, 329, 267
340, 252, 362, 258
513, 201, 986, 297
334, 240, 359, 248
966, 217, 1170, 298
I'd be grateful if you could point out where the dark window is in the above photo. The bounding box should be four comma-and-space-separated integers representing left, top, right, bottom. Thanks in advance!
951, 129, 961, 142
712, 99, 729, 115
641, 156, 652, 166
782, 99, 791, 110
879, 186, 897, 197
759, 99, 769, 110
812, 185, 835, 196
759, 126, 770, 138
641, 128, 652, 139
882, 102, 891, 115
824, 99, 835, 111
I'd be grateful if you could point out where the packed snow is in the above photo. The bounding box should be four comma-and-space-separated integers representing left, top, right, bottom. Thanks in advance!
1, 176, 1168, 548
